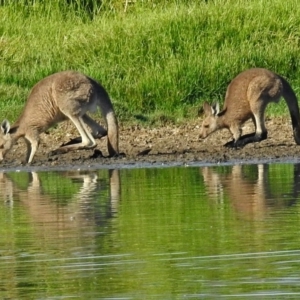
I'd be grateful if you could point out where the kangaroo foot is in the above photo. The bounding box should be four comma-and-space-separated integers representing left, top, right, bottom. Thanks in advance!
225, 132, 267, 148
239, 132, 268, 145
49, 143, 97, 157
224, 136, 252, 148
224, 140, 240, 148
93, 130, 107, 139
255, 131, 268, 141
61, 137, 82, 147
62, 132, 106, 147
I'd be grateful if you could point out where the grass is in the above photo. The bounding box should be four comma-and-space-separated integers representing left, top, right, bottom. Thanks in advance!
1, 0, 300, 125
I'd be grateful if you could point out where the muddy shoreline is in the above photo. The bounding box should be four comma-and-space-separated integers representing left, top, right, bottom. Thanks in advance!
1, 117, 300, 172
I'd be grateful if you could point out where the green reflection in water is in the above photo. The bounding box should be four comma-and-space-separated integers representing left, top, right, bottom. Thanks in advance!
0, 164, 300, 299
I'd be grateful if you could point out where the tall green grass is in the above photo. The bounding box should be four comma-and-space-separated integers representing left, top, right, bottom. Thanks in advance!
1, 0, 300, 124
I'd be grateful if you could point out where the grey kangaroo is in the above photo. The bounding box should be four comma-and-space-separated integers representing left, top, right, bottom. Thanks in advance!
0, 70, 119, 163
199, 68, 300, 147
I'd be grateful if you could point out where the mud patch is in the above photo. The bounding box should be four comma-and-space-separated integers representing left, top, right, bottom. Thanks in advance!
1, 117, 300, 171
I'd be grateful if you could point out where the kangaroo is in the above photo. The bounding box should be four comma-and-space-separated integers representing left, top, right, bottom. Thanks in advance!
199, 68, 300, 147
0, 70, 119, 163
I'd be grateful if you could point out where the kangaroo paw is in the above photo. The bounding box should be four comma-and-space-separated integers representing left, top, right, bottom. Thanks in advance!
254, 131, 268, 141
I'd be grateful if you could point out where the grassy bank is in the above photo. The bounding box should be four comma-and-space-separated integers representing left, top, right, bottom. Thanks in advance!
0, 0, 300, 125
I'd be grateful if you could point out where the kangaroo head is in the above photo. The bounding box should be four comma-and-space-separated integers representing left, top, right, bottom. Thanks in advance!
199, 102, 220, 139
0, 120, 14, 161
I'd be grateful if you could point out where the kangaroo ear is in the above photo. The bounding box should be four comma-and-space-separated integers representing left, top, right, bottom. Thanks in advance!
1, 120, 10, 135
211, 102, 220, 116
198, 106, 204, 116
202, 102, 213, 115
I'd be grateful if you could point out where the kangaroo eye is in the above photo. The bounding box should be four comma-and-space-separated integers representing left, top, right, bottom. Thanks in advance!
204, 124, 209, 128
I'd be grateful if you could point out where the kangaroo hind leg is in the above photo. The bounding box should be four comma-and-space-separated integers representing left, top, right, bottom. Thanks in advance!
250, 98, 268, 142
83, 114, 107, 138
63, 114, 107, 146
236, 98, 268, 146
51, 114, 97, 155
225, 99, 267, 148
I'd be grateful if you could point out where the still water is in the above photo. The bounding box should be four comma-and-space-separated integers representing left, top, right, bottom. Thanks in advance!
0, 163, 300, 299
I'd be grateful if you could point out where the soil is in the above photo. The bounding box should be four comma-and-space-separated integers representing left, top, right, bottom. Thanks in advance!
2, 116, 300, 171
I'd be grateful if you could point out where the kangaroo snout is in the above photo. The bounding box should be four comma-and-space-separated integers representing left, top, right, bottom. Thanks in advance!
199, 132, 207, 139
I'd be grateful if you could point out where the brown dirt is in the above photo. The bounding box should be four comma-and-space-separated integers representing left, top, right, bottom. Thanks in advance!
2, 116, 300, 171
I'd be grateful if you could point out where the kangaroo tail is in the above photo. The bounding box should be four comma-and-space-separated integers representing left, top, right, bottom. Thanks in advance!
91, 77, 119, 156
98, 91, 119, 156
280, 76, 300, 145
105, 109, 119, 156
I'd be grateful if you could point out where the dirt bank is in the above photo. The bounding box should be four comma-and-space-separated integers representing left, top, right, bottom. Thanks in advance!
1, 117, 300, 171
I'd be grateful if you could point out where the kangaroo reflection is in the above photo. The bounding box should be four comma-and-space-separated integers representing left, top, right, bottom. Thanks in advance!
0, 172, 13, 204
0, 169, 120, 238
201, 164, 300, 220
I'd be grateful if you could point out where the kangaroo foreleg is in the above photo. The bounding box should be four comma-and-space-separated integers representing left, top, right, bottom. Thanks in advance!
24, 132, 40, 163
224, 124, 242, 148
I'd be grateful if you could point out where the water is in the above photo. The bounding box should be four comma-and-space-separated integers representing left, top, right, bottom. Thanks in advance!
0, 163, 300, 299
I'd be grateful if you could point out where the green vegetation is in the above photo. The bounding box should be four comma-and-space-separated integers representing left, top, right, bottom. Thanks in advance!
0, 0, 300, 124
